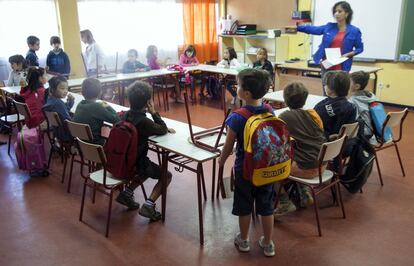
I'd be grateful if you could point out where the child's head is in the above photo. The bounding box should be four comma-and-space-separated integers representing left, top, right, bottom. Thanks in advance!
350, 71, 369, 92
237, 69, 270, 101
323, 71, 350, 97
48, 76, 68, 99
127, 49, 138, 62
127, 81, 153, 111
81, 78, 101, 100
146, 45, 158, 59
26, 67, 47, 92
50, 36, 61, 50
184, 45, 196, 58
257, 48, 268, 61
8, 55, 27, 71
283, 82, 309, 109
223, 47, 237, 60
80, 29, 95, 44
27, 36, 40, 51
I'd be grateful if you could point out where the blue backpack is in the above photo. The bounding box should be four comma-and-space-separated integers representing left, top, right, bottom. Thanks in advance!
369, 102, 393, 142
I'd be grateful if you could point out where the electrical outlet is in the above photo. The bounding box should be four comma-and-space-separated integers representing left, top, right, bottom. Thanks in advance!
378, 83, 384, 90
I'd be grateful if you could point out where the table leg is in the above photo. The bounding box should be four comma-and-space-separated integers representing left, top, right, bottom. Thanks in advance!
196, 162, 204, 245
211, 158, 216, 201
161, 150, 169, 222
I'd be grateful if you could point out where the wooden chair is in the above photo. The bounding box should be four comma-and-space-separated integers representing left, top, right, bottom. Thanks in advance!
373, 108, 408, 186
0, 96, 24, 155
276, 135, 348, 237
13, 100, 31, 129
43, 111, 73, 183
338, 122, 359, 139
76, 138, 131, 237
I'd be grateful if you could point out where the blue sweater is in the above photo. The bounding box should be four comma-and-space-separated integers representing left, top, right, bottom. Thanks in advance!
297, 23, 364, 71
26, 49, 39, 67
43, 96, 74, 141
46, 49, 71, 77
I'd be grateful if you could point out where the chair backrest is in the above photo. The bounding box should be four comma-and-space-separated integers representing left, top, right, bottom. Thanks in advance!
338, 122, 359, 139
381, 108, 408, 142
318, 135, 347, 163
13, 100, 31, 120
65, 120, 93, 141
43, 111, 62, 128
0, 95, 6, 115
76, 137, 107, 165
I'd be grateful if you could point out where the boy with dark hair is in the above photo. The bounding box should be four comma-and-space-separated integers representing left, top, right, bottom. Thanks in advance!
314, 71, 356, 138
46, 36, 71, 77
116, 81, 175, 221
73, 78, 120, 145
26, 36, 40, 66
275, 82, 326, 216
349, 71, 377, 138
219, 68, 276, 257
122, 49, 150, 73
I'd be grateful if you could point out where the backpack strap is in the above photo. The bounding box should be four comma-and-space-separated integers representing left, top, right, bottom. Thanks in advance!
234, 104, 274, 119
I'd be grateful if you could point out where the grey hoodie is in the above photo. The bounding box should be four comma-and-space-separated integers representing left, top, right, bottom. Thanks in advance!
349, 90, 377, 137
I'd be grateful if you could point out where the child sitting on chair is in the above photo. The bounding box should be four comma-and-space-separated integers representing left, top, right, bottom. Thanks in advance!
122, 49, 150, 73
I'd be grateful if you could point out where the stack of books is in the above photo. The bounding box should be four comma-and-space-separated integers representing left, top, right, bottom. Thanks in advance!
236, 24, 257, 35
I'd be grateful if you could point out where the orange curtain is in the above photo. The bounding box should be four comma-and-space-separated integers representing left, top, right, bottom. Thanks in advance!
182, 0, 218, 63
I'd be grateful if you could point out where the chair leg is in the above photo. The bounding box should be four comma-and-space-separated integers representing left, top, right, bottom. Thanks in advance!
374, 151, 384, 186
200, 164, 207, 201
92, 183, 97, 204
394, 144, 406, 177
61, 149, 68, 184
7, 133, 11, 155
336, 183, 346, 219
105, 190, 114, 238
47, 146, 54, 169
310, 187, 322, 237
67, 154, 76, 193
211, 159, 216, 201
79, 180, 87, 221
141, 184, 148, 201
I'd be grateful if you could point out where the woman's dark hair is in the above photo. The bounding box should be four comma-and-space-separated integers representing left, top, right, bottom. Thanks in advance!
80, 29, 95, 44
146, 45, 157, 59
9, 55, 27, 69
50, 36, 61, 45
25, 67, 45, 92
283, 82, 309, 109
128, 49, 138, 57
127, 81, 153, 110
226, 47, 237, 60
48, 76, 67, 94
237, 68, 270, 100
184, 45, 197, 57
333, 1, 353, 24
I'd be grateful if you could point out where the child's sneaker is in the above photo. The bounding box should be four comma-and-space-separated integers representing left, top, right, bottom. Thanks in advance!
299, 186, 314, 208
116, 190, 140, 210
259, 236, 275, 257
274, 199, 297, 217
139, 203, 162, 221
234, 233, 250, 252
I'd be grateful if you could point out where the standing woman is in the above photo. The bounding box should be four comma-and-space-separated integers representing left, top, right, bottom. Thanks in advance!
80, 29, 105, 77
297, 1, 363, 89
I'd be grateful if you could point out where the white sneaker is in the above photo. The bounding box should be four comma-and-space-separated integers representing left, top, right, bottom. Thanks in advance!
259, 236, 275, 257
234, 232, 250, 252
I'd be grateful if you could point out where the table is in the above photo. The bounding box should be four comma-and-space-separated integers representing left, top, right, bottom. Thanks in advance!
275, 61, 383, 95
264, 90, 326, 109
0, 86, 20, 95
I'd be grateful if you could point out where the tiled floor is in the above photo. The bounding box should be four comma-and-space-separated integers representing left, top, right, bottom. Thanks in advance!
0, 98, 413, 266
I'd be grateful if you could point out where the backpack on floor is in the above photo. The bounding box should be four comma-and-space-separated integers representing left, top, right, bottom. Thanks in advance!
369, 102, 393, 142
103, 121, 138, 179
340, 119, 375, 193
235, 105, 292, 186
14, 126, 47, 171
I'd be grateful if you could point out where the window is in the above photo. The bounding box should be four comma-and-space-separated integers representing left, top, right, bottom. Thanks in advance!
77, 0, 184, 69
0, 0, 59, 80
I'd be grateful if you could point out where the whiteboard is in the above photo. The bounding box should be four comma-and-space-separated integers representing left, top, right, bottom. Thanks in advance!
312, 0, 404, 60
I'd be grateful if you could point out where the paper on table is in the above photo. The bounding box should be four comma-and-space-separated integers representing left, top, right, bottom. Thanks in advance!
322, 48, 348, 69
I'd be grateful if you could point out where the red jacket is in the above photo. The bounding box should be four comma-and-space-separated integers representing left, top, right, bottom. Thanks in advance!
20, 87, 46, 128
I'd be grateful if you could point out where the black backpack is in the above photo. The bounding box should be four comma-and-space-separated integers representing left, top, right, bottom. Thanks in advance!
340, 119, 375, 193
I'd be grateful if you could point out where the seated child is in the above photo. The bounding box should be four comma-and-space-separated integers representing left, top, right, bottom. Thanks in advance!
7, 55, 28, 86
43, 76, 74, 142
26, 35, 40, 67
73, 78, 120, 145
116, 81, 175, 221
253, 48, 274, 77
314, 71, 356, 138
219, 69, 276, 257
20, 67, 47, 129
275, 82, 326, 216
179, 45, 199, 66
349, 71, 377, 139
122, 49, 150, 73
46, 36, 71, 77
212, 47, 240, 101
146, 45, 169, 70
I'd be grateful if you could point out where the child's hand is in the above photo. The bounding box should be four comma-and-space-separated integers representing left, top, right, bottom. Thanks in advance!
136, 68, 145, 72
218, 155, 226, 167
101, 101, 108, 107
147, 100, 156, 114
167, 128, 176, 134
67, 94, 75, 102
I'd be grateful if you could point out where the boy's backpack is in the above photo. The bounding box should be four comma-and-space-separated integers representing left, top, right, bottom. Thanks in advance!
369, 102, 393, 142
340, 119, 375, 193
234, 105, 292, 186
14, 126, 47, 171
103, 121, 138, 179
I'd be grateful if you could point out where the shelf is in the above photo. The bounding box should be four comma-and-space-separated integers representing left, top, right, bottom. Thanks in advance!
246, 52, 276, 57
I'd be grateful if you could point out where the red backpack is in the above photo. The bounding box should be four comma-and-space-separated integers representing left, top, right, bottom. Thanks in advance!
234, 105, 292, 186
103, 121, 138, 179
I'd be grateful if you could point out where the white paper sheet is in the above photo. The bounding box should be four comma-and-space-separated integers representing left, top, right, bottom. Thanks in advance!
322, 48, 348, 69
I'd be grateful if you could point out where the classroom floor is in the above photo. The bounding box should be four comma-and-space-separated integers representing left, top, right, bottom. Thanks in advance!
0, 98, 413, 266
